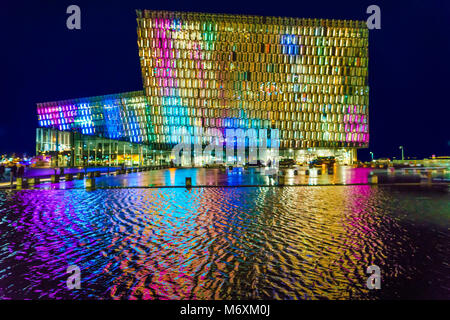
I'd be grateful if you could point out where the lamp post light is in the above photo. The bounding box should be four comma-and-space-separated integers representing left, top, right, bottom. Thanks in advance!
399, 146, 404, 161
369, 151, 374, 161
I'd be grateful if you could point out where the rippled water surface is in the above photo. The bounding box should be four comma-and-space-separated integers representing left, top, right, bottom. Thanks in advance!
30, 167, 399, 189
0, 185, 449, 299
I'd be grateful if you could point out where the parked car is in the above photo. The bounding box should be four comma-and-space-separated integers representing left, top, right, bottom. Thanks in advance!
309, 156, 335, 168
246, 160, 265, 168
279, 158, 296, 168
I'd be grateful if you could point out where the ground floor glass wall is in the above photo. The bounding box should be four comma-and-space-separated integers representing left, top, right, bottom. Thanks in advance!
36, 128, 159, 167
36, 128, 359, 167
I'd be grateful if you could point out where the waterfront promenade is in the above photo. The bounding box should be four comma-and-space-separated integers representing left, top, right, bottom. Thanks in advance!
1, 165, 448, 189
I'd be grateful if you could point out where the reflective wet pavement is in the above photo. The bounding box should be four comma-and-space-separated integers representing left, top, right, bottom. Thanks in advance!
0, 172, 449, 299
26, 166, 449, 189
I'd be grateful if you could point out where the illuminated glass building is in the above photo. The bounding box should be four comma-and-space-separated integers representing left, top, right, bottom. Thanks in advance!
36, 91, 155, 167
36, 10, 369, 166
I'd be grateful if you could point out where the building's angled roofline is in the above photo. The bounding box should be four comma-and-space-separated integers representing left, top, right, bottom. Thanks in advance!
36, 90, 145, 107
135, 9, 367, 27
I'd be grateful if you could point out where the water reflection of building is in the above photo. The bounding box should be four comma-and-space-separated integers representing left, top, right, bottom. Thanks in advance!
36, 10, 369, 167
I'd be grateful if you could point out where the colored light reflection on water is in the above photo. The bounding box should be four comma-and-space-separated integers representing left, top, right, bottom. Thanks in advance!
0, 185, 449, 299
35, 167, 377, 190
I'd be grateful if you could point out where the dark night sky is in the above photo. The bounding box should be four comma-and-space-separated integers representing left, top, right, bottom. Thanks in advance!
0, 0, 449, 161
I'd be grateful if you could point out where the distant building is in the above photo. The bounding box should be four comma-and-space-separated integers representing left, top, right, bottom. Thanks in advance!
36, 10, 369, 167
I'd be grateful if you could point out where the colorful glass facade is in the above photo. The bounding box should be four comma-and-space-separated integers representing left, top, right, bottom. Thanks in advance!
37, 10, 370, 164
37, 91, 150, 144
137, 10, 369, 151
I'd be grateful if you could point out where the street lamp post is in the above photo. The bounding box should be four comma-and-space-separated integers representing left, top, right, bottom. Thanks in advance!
369, 151, 374, 161
399, 146, 404, 161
